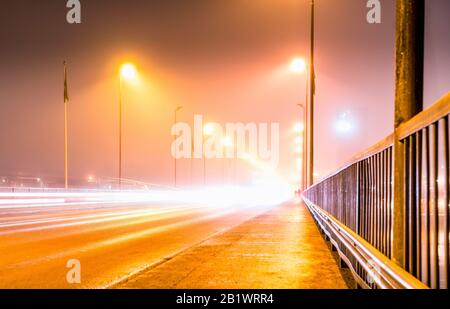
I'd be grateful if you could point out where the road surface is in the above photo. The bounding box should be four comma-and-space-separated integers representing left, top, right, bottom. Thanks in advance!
0, 200, 277, 288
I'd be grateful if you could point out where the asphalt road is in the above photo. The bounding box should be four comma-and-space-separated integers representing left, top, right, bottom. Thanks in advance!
0, 201, 276, 288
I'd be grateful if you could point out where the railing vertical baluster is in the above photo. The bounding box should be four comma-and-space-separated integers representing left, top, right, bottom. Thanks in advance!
356, 163, 361, 234
386, 148, 389, 257
373, 156, 377, 245
362, 161, 366, 239
368, 159, 371, 246
388, 146, 393, 258
369, 157, 373, 244
379, 152, 383, 251
382, 151, 385, 253
376, 153, 380, 250
405, 137, 410, 271
365, 160, 369, 241
441, 116, 449, 289
373, 155, 376, 249
424, 126, 431, 286
378, 152, 383, 252
416, 130, 423, 278
430, 123, 439, 288
412, 134, 418, 275
407, 135, 416, 274
445, 116, 450, 288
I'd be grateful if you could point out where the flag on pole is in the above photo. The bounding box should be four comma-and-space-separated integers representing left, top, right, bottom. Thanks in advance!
64, 61, 69, 102
63, 61, 69, 189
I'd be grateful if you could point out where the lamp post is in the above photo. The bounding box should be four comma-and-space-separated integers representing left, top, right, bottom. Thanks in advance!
174, 106, 183, 187
308, 0, 316, 187
63, 61, 69, 190
118, 63, 137, 189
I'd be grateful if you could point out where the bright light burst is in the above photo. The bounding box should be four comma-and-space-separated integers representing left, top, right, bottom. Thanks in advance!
335, 112, 355, 135
120, 63, 138, 81
289, 57, 307, 74
294, 122, 305, 133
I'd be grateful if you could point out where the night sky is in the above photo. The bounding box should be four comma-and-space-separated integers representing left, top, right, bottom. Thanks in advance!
0, 0, 449, 186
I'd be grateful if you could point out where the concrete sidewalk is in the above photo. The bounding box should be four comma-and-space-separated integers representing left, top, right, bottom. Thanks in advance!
117, 202, 348, 289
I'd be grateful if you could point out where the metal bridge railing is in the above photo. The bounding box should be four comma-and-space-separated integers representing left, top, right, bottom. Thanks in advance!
397, 94, 450, 289
303, 93, 449, 289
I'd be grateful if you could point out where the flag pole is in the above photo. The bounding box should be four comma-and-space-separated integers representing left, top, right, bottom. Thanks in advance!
64, 61, 69, 190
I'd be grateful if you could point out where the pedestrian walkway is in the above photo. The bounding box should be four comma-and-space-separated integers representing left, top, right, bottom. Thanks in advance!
117, 202, 348, 289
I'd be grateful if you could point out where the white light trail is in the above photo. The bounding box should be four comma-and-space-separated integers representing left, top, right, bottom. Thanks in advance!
0, 183, 293, 210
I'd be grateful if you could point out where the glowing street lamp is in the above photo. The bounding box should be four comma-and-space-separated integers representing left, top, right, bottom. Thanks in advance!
120, 63, 138, 81
118, 62, 138, 189
335, 112, 354, 135
289, 57, 307, 74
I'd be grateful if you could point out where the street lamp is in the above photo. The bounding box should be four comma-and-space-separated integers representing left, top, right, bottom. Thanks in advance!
335, 112, 354, 135
118, 62, 138, 189
174, 106, 183, 187
290, 57, 307, 74
308, 0, 316, 187
289, 1, 315, 189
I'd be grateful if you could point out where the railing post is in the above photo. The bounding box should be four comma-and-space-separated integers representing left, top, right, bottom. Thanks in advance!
393, 0, 424, 267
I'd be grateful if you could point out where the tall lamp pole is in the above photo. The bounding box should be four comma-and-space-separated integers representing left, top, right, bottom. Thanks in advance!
63, 61, 69, 190
307, 0, 316, 187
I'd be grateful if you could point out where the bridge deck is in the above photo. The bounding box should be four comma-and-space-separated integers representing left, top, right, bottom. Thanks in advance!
117, 202, 348, 289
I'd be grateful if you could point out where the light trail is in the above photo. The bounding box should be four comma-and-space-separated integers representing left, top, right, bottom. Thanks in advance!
0, 183, 293, 209
0, 206, 199, 232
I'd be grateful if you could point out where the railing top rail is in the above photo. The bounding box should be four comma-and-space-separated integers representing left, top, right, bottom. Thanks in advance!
397, 92, 450, 140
